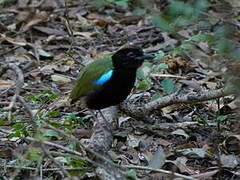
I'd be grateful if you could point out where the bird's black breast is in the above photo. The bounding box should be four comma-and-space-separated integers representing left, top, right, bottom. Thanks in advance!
85, 69, 136, 110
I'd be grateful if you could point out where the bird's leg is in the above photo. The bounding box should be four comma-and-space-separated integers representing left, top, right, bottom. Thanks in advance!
98, 110, 113, 130
89, 110, 112, 131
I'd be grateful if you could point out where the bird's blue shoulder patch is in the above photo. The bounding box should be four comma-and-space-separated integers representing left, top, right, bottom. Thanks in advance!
92, 70, 113, 85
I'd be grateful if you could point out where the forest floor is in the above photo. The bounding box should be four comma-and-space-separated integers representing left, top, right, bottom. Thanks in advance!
0, 0, 240, 179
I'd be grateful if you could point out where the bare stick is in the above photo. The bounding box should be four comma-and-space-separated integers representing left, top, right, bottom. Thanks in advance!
40, 143, 71, 178
63, 0, 74, 53
0, 63, 24, 120
145, 88, 229, 112
123, 165, 197, 180
0, 63, 35, 119
121, 88, 233, 121
0, 165, 89, 171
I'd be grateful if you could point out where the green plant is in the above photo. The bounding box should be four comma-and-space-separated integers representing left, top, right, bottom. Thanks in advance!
27, 90, 59, 103
88, 0, 130, 9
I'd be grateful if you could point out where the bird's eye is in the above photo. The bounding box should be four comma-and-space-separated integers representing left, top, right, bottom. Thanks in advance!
127, 52, 135, 57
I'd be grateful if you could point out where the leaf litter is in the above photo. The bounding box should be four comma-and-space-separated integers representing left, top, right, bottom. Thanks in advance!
0, 0, 239, 179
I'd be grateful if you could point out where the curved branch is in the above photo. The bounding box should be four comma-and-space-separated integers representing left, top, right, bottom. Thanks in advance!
0, 63, 34, 118
0, 63, 24, 96
121, 88, 233, 121
145, 88, 230, 112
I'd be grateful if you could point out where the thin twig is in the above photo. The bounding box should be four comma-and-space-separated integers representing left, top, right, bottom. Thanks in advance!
0, 62, 46, 120
17, 96, 34, 118
0, 63, 25, 120
0, 46, 20, 57
40, 143, 71, 178
123, 165, 197, 180
64, 0, 74, 53
0, 165, 89, 171
40, 121, 115, 165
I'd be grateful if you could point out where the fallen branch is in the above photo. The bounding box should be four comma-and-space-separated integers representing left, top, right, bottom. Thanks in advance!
0, 63, 34, 118
1, 63, 24, 110
121, 88, 233, 122
40, 143, 71, 178
123, 165, 197, 180
146, 88, 230, 112
0, 165, 89, 172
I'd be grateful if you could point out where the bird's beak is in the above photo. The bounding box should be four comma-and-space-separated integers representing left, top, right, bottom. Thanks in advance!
143, 53, 154, 60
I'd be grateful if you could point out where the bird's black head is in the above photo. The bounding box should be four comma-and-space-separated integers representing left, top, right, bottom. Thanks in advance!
112, 45, 153, 69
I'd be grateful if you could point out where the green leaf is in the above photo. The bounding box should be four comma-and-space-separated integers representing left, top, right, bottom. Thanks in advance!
161, 78, 178, 94
133, 7, 146, 15
136, 81, 150, 89
124, 170, 137, 180
12, 124, 24, 130
195, 0, 209, 11
26, 147, 43, 162
168, 0, 186, 16
158, 63, 169, 69
231, 48, 240, 59
214, 26, 229, 38
68, 142, 77, 150
136, 67, 152, 88
47, 110, 60, 117
216, 115, 228, 122
172, 47, 184, 56
151, 93, 162, 101
43, 130, 59, 138
37, 112, 43, 120
0, 120, 5, 125
143, 61, 153, 68
180, 43, 194, 50
152, 15, 174, 33
8, 131, 21, 138
68, 158, 85, 168
173, 16, 190, 27
193, 115, 208, 124
214, 39, 234, 55
107, 0, 129, 8
136, 69, 145, 79
41, 90, 60, 101
65, 114, 84, 123
189, 32, 208, 42
49, 121, 63, 128
154, 50, 165, 60
27, 94, 40, 102
115, 0, 128, 8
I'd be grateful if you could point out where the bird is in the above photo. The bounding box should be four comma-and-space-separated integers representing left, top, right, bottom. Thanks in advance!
69, 45, 153, 110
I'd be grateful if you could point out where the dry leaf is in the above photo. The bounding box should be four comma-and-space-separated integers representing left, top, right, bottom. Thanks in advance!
51, 74, 71, 84
127, 135, 140, 148
148, 146, 166, 169
220, 154, 239, 168
0, 33, 27, 46
171, 129, 189, 139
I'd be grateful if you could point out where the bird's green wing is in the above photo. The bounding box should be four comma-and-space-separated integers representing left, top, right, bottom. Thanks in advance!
69, 56, 113, 101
